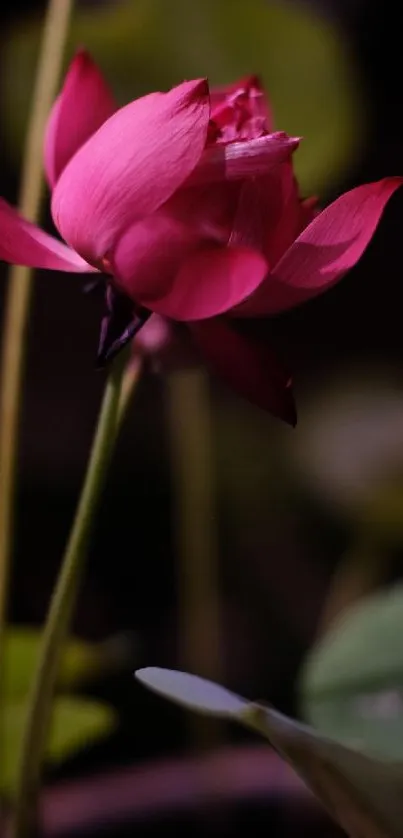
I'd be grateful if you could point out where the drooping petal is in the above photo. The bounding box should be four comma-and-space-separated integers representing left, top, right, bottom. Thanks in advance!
52, 79, 210, 265
112, 183, 239, 302
191, 317, 296, 424
188, 132, 300, 186
239, 177, 403, 315
138, 246, 268, 321
0, 199, 95, 272
44, 50, 116, 189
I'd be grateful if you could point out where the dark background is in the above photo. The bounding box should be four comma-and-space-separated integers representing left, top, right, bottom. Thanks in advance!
1, 1, 403, 835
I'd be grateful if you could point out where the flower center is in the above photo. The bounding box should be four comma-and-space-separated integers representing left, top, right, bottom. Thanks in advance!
209, 76, 270, 145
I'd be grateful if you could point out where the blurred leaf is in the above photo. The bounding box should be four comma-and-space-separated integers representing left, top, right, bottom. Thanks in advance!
300, 585, 403, 759
136, 667, 403, 837
289, 371, 403, 522
3, 627, 108, 701
2, 697, 116, 798
1, 0, 362, 193
357, 484, 403, 545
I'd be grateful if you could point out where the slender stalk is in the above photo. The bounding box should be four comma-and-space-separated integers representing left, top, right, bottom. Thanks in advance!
0, 0, 74, 774
117, 357, 142, 427
11, 351, 128, 838
167, 369, 223, 749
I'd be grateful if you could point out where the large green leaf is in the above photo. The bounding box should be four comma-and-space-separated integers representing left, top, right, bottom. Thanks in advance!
1, 0, 362, 193
136, 667, 403, 837
2, 697, 116, 798
300, 585, 403, 760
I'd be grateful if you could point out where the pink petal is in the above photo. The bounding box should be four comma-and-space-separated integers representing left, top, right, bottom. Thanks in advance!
139, 246, 268, 321
134, 314, 171, 355
229, 162, 306, 264
44, 50, 116, 189
52, 79, 210, 266
188, 133, 300, 187
240, 176, 403, 315
264, 166, 310, 264
191, 317, 296, 424
112, 183, 239, 302
300, 195, 320, 227
0, 198, 95, 272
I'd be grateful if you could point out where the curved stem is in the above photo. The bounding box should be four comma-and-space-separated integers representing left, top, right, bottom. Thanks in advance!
0, 0, 74, 781
11, 351, 129, 838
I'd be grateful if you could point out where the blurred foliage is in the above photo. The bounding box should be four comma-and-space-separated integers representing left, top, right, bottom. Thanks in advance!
214, 398, 289, 530
3, 627, 107, 700
137, 667, 403, 838
289, 369, 403, 529
1, 0, 363, 194
357, 484, 403, 547
300, 585, 403, 759
294, 372, 403, 760
3, 696, 115, 798
0, 627, 118, 799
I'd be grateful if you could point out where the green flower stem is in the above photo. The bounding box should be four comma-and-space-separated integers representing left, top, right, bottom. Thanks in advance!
0, 0, 74, 789
117, 357, 142, 427
167, 369, 223, 749
12, 351, 129, 838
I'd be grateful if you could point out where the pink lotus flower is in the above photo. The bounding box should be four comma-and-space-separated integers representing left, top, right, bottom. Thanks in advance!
0, 52, 401, 424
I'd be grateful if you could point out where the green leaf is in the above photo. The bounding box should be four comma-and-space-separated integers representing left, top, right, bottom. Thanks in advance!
1, 0, 363, 194
300, 585, 403, 760
3, 627, 105, 701
2, 697, 116, 799
136, 667, 403, 838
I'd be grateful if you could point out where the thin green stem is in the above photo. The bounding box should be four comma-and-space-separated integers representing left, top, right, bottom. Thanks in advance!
11, 351, 128, 838
167, 369, 223, 749
0, 0, 74, 786
117, 357, 142, 428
